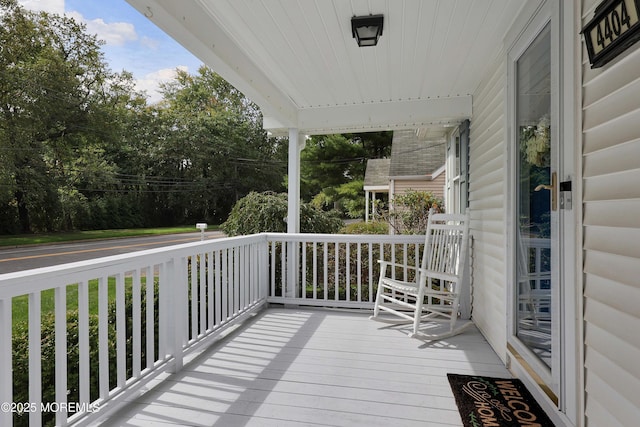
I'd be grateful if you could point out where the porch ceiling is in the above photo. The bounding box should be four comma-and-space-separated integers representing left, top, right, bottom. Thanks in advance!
126, 0, 526, 135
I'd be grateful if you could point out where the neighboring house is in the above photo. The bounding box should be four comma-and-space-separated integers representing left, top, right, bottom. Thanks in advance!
363, 129, 447, 222
388, 129, 446, 200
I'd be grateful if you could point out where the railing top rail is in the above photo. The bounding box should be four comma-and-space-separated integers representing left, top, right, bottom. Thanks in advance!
264, 232, 425, 244
0, 233, 266, 298
0, 231, 426, 298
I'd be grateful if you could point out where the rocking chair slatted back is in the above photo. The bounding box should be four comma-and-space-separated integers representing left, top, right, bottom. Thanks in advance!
420, 212, 467, 283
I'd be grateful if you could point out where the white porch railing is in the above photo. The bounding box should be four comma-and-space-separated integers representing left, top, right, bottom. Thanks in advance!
0, 232, 423, 426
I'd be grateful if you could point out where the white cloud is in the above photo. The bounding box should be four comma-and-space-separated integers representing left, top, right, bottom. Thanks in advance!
18, 2, 139, 48
18, 0, 64, 14
135, 66, 189, 104
140, 36, 160, 50
66, 11, 137, 46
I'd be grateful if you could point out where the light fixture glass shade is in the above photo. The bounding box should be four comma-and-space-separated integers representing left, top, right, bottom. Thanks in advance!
351, 15, 383, 47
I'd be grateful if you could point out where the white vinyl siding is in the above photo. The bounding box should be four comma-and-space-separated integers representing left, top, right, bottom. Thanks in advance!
468, 54, 507, 359
582, 0, 640, 425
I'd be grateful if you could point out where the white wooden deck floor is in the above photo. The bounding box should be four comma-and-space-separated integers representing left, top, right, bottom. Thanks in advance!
102, 308, 510, 426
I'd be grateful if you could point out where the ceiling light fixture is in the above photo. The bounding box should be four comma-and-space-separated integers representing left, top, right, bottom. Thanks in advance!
351, 14, 384, 47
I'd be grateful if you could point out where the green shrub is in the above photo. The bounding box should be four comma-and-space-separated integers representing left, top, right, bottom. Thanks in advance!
339, 221, 388, 235
12, 281, 159, 426
388, 190, 443, 234
222, 191, 343, 236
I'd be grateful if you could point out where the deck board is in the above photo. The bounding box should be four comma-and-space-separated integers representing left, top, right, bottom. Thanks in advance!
103, 308, 510, 426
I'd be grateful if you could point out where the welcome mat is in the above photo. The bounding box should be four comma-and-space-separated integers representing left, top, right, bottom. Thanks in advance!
447, 374, 555, 427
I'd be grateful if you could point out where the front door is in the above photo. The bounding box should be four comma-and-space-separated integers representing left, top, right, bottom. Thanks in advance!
509, 9, 564, 403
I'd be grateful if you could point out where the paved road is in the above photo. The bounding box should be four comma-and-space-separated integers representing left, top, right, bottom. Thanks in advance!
0, 231, 226, 274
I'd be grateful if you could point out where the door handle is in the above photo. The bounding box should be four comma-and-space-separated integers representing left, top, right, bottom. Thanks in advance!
534, 172, 557, 211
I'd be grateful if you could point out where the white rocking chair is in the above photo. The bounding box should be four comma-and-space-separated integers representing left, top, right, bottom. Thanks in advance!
370, 209, 471, 339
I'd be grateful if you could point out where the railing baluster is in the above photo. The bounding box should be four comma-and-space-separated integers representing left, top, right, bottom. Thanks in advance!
98, 277, 109, 399
145, 266, 154, 370
239, 246, 246, 310
313, 242, 318, 301
199, 253, 206, 336
174, 257, 186, 372
207, 252, 214, 331
132, 270, 141, 378
78, 280, 90, 406
234, 247, 240, 315
115, 273, 126, 388
0, 298, 11, 427
222, 249, 228, 322
55, 285, 67, 425
215, 251, 222, 325
323, 242, 328, 300
270, 241, 276, 297
368, 242, 373, 302
190, 255, 197, 340
391, 244, 396, 280
334, 242, 339, 301
158, 263, 167, 360
301, 241, 307, 299
29, 291, 42, 427
357, 243, 362, 302
248, 244, 253, 306
403, 243, 408, 281
245, 244, 252, 307
281, 241, 287, 298
260, 238, 269, 301
346, 243, 350, 302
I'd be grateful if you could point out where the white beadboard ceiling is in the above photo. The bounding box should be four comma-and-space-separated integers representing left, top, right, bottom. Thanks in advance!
126, 0, 526, 135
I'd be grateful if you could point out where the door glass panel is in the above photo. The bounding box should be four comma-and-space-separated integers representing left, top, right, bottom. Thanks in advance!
515, 24, 552, 367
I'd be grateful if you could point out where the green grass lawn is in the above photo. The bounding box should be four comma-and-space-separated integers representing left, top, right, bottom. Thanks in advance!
0, 225, 219, 247
5, 225, 194, 330
11, 276, 143, 330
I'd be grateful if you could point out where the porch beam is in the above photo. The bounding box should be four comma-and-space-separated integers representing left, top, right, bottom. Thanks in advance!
295, 96, 472, 135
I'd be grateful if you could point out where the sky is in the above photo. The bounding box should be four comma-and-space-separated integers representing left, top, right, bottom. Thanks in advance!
18, 0, 203, 103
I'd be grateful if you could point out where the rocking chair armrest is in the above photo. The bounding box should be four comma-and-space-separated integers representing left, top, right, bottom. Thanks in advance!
377, 260, 419, 271
416, 267, 458, 284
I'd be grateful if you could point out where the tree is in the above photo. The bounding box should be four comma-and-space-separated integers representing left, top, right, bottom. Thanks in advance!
300, 134, 366, 200
348, 131, 393, 158
134, 67, 286, 225
311, 180, 365, 219
300, 131, 392, 216
0, 0, 138, 232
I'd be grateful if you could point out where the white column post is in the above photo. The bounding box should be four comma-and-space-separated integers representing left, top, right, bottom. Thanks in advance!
286, 129, 305, 300
287, 128, 303, 233
372, 191, 377, 220
365, 190, 370, 223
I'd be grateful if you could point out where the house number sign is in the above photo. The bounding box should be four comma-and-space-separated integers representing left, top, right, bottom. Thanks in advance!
583, 0, 640, 68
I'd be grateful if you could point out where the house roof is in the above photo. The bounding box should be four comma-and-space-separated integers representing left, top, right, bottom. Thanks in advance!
364, 159, 391, 188
389, 129, 446, 177
125, 0, 526, 135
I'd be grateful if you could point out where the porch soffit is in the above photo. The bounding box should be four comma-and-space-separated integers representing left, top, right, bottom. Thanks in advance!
126, 0, 526, 135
